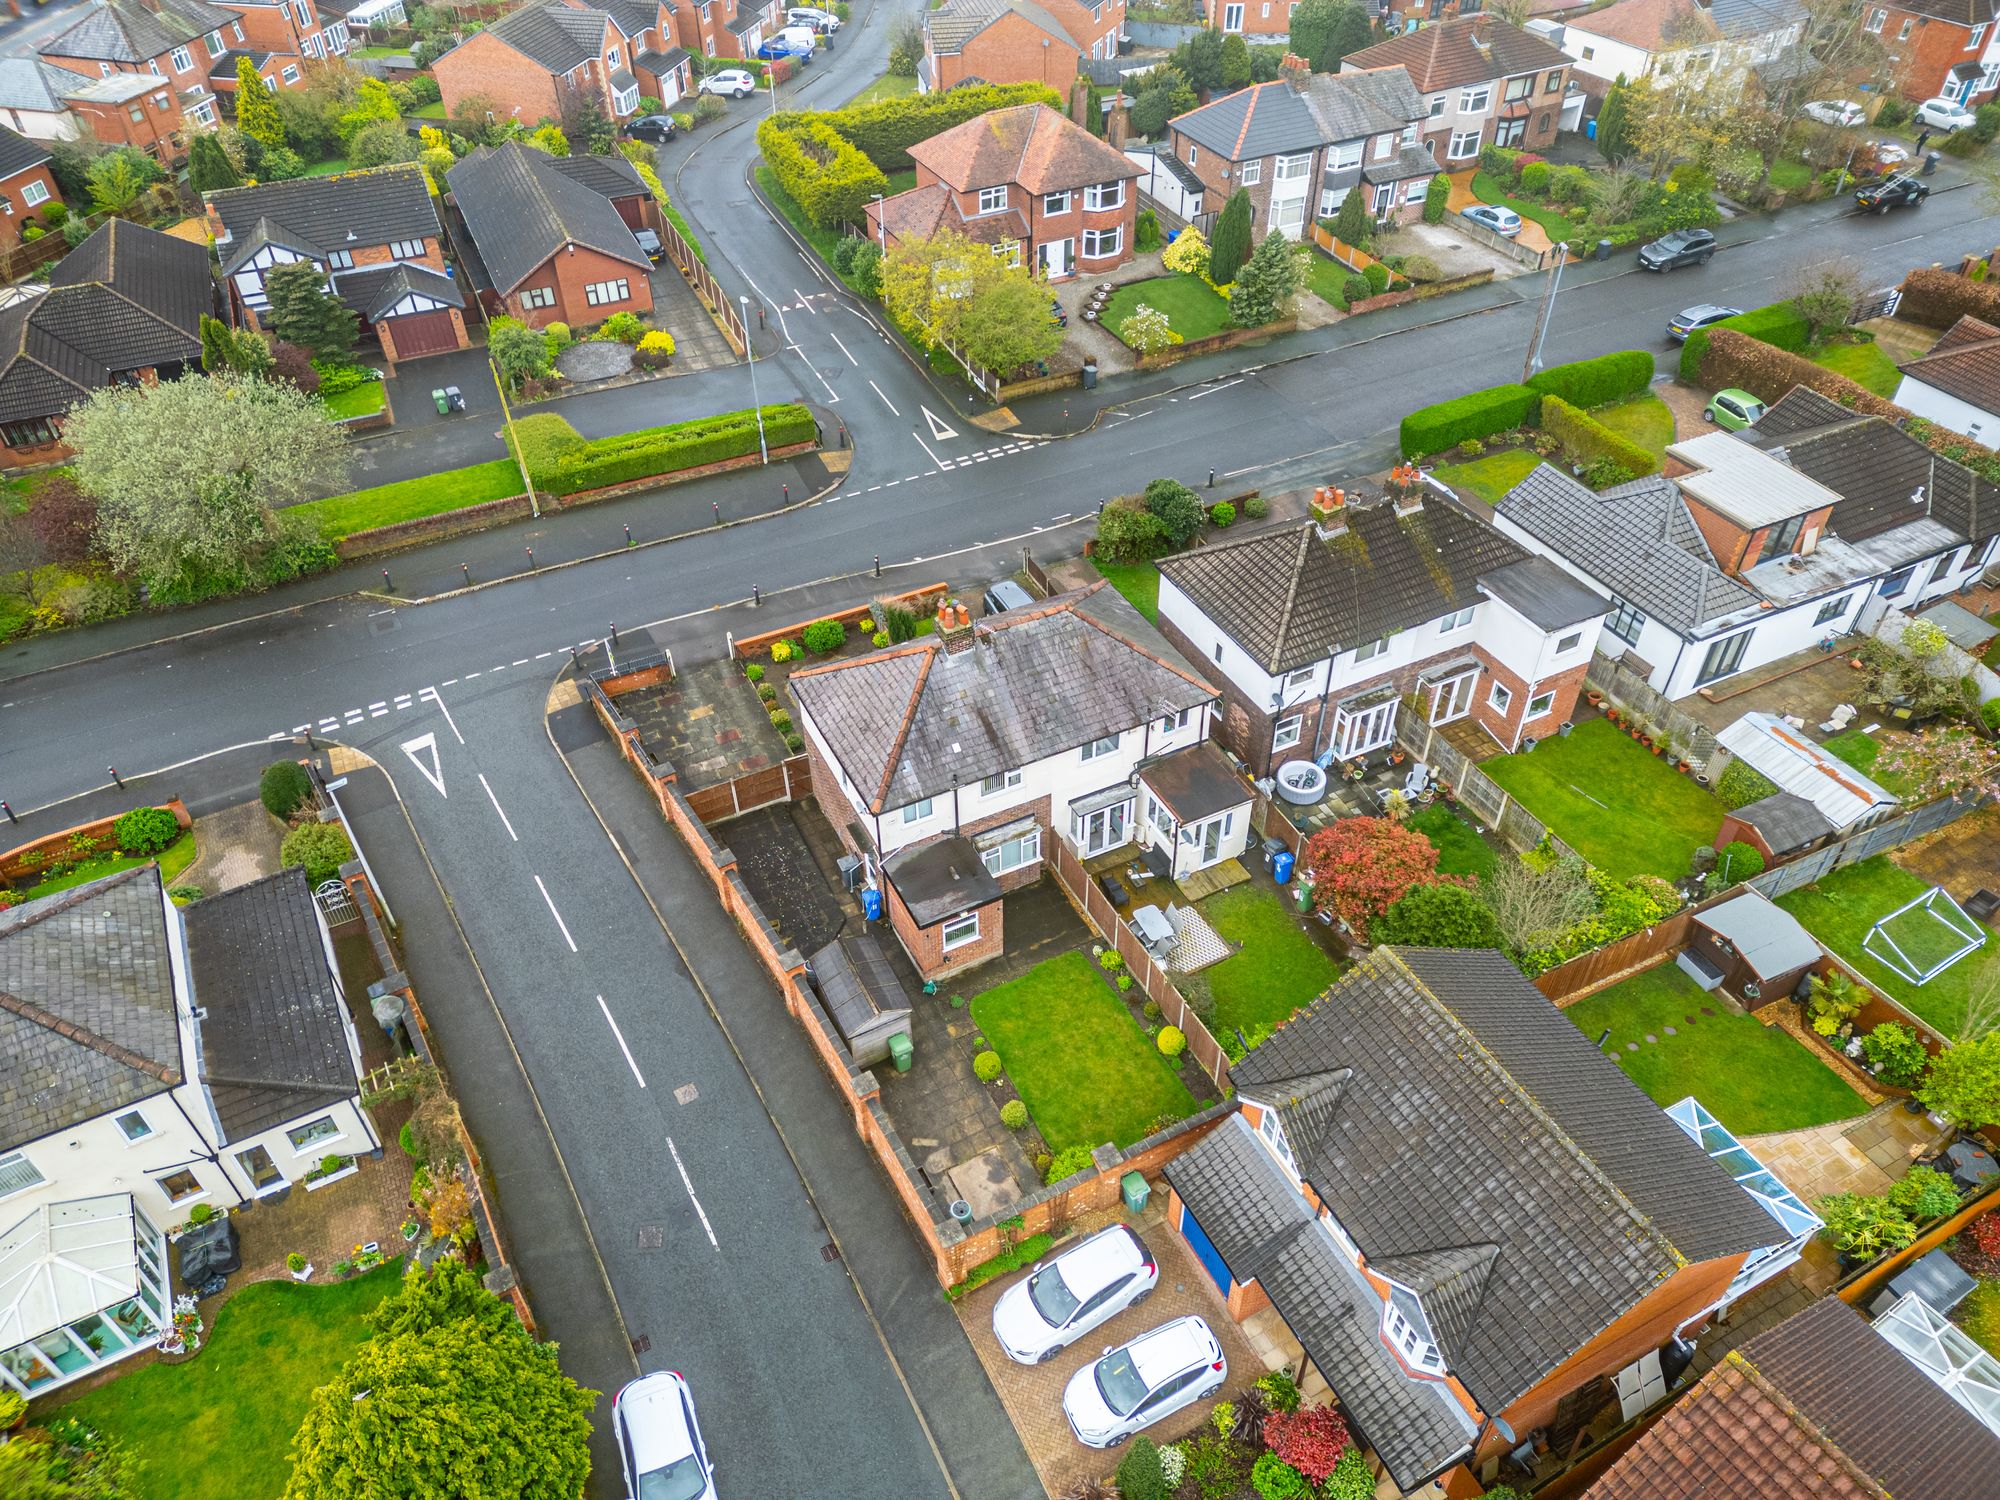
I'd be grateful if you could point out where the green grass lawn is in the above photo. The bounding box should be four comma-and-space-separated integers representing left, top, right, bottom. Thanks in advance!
853, 72, 919, 104
1409, 803, 1497, 879
1470, 170, 1581, 241
412, 101, 446, 119
972, 950, 1197, 1151
1305, 248, 1351, 310
1778, 855, 2000, 1036
1091, 557, 1159, 623
16, 832, 198, 902
55, 1261, 402, 1500
1767, 157, 1814, 192
1431, 448, 1543, 505
1593, 392, 1676, 459
1187, 885, 1343, 1043
321, 381, 386, 420
1564, 963, 1867, 1135
1483, 718, 1725, 880
304, 156, 349, 177
297, 459, 524, 541
1985, 613, 2000, 670
1810, 338, 1903, 397
350, 44, 406, 57
1102, 274, 1233, 344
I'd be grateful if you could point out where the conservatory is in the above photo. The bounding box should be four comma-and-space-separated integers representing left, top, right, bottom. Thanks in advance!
0, 1195, 168, 1395
1666, 1097, 1823, 1308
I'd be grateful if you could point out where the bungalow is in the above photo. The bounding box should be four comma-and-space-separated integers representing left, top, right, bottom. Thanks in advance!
1894, 314, 2000, 444
0, 865, 376, 1399
788, 584, 1235, 981
1162, 946, 1800, 1495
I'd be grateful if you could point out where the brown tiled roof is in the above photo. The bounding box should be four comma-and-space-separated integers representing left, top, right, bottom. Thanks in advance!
1899, 314, 2000, 416
1895, 0, 1994, 25
1344, 15, 1570, 92
866, 181, 1029, 247
1564, 0, 1718, 49
906, 102, 1141, 196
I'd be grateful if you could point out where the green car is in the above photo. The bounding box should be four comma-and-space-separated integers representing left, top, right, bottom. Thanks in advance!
1705, 388, 1765, 431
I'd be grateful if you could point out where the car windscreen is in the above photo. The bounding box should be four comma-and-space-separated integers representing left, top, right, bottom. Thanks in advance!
1094, 1348, 1152, 1417
637, 1456, 708, 1500
1028, 1262, 1081, 1326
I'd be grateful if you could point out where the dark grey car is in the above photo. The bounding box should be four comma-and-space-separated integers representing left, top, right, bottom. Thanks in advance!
1638, 229, 1716, 271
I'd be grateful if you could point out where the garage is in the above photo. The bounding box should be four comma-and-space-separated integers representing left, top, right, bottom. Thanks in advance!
386, 310, 461, 360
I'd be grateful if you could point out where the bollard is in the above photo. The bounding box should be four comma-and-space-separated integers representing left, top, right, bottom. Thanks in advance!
624, 524, 632, 547
108, 767, 122, 788
839, 422, 848, 449
570, 644, 579, 667
758, 305, 766, 330
1208, 469, 1215, 489
713, 501, 722, 526
461, 563, 470, 586
305, 730, 314, 751
0, 801, 14, 825
753, 585, 761, 607
873, 554, 880, 577
609, 622, 618, 645
526, 546, 535, 568
783, 482, 790, 504
382, 568, 393, 591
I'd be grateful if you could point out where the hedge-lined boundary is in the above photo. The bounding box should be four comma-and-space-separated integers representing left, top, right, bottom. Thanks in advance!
1694, 328, 1902, 417
1898, 265, 2000, 329
1528, 349, 1653, 408
756, 116, 887, 231
527, 406, 818, 496
1679, 302, 1810, 381
1540, 394, 1660, 480
1400, 384, 1539, 459
781, 82, 1063, 175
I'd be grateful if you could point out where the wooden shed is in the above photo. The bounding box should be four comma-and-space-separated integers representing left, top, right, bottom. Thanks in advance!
807, 933, 914, 1069
1677, 890, 1822, 1011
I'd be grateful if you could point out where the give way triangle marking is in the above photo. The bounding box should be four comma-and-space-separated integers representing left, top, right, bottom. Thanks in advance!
920, 405, 959, 443
400, 731, 446, 798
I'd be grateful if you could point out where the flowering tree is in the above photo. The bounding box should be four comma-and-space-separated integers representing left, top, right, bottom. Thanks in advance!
1119, 303, 1176, 354
1163, 225, 1210, 279
1876, 728, 2000, 802
1263, 1405, 1352, 1486
1302, 817, 1449, 932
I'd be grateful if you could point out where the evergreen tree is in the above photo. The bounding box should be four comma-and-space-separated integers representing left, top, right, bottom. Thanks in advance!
188, 132, 241, 194
264, 260, 359, 361
200, 313, 235, 373
235, 58, 286, 149
1331, 184, 1370, 248
1328, 2, 1376, 68
1208, 188, 1253, 284
1596, 75, 1631, 162
1291, 0, 1375, 73
1228, 229, 1305, 327
1219, 34, 1252, 89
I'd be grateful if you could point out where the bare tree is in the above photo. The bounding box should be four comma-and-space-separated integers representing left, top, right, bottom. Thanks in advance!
1781, 253, 1869, 343
1483, 854, 1597, 952
1485, 0, 1534, 26
1962, 970, 2000, 1044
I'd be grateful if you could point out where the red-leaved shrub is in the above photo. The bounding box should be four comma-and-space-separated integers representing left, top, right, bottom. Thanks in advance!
1971, 1210, 2000, 1257
1263, 1406, 1352, 1485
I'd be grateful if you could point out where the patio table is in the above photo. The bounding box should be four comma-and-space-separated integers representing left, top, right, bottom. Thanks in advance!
1131, 904, 1175, 957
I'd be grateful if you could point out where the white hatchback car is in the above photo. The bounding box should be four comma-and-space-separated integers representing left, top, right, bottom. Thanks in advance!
1917, 96, 1979, 131
1062, 1316, 1226, 1449
1802, 99, 1865, 127
698, 68, 758, 98
613, 1372, 716, 1500
992, 1225, 1158, 1364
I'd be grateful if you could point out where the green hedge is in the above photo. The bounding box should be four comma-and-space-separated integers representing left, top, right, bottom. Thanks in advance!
543, 405, 816, 495
1679, 301, 1811, 381
510, 412, 587, 485
795, 82, 1064, 173
1400, 384, 1539, 459
1528, 349, 1654, 408
1539, 394, 1659, 482
755, 116, 888, 229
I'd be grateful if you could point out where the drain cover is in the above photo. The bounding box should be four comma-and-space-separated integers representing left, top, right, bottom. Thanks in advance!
820, 1242, 841, 1263
631, 1333, 651, 1354
637, 1225, 664, 1250
674, 1083, 699, 1106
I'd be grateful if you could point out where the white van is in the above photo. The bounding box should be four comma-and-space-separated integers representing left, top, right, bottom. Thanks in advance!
772, 24, 819, 54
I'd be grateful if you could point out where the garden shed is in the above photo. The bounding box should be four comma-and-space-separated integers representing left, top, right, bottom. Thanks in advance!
1714, 712, 1897, 835
1678, 890, 1822, 1010
807, 933, 913, 1070
1714, 791, 1836, 864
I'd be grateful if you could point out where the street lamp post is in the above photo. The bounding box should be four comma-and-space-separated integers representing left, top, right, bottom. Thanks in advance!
740, 294, 769, 465
1522, 241, 1569, 384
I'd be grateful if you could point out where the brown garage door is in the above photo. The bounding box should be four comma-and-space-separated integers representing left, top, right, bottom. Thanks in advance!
388, 310, 459, 359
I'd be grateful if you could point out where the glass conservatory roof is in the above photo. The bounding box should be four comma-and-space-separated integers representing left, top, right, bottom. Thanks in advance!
1666, 1096, 1823, 1242
0, 1195, 142, 1348
1875, 1290, 2000, 1439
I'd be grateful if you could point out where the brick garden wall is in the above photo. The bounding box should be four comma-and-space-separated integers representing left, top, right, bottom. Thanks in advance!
1, 797, 191, 887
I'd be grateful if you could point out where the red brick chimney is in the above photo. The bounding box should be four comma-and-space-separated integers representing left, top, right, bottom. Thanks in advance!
1070, 76, 1092, 130
936, 600, 975, 654
1279, 53, 1311, 91
1107, 98, 1130, 151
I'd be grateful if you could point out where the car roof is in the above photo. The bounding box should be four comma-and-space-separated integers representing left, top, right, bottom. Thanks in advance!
618, 1374, 696, 1474
1125, 1317, 1213, 1384
1716, 388, 1762, 405
1056, 1226, 1144, 1291
1681, 304, 1732, 317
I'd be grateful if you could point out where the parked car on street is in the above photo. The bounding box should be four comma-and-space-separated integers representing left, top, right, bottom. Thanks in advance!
698, 68, 758, 98
622, 114, 677, 143
1460, 203, 1521, 237
982, 579, 1037, 619
1856, 174, 1929, 213
1637, 228, 1715, 271
992, 1226, 1157, 1364
1667, 304, 1741, 342
788, 5, 841, 28
613, 1372, 716, 1500
1706, 388, 1766, 431
1063, 1315, 1225, 1448
758, 25, 818, 57
1916, 96, 1978, 131
1802, 99, 1866, 127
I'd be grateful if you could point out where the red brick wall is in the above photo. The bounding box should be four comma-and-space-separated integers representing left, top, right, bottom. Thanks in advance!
1035, 0, 1122, 59
0, 164, 61, 248
507, 243, 656, 329
437, 30, 565, 124
884, 865, 1005, 979
933, 12, 1081, 92
73, 87, 187, 164
1884, 9, 1991, 101
1210, 0, 1295, 38
1471, 654, 1589, 752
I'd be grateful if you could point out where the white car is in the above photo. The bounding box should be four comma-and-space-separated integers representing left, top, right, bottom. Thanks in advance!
1802, 99, 1866, 127
787, 5, 841, 29
613, 1372, 715, 1500
1916, 96, 1979, 131
1062, 1316, 1226, 1449
992, 1226, 1158, 1365
698, 68, 757, 99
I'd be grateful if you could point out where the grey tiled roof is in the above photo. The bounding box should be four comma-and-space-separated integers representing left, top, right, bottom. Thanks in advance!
548, 151, 647, 199
1304, 65, 1419, 140
1171, 81, 1324, 163
1157, 502, 1529, 675
0, 867, 181, 1154
1707, 0, 1805, 38
1499, 463, 1757, 632
1163, 1111, 1316, 1275
44, 0, 232, 63
447, 142, 650, 294
334, 260, 465, 321
208, 165, 441, 263
926, 0, 1069, 53
0, 58, 90, 112
0, 124, 48, 184
1362, 141, 1439, 185
474, 2, 615, 72
1228, 948, 1778, 1415
789, 582, 1213, 813
184, 868, 359, 1145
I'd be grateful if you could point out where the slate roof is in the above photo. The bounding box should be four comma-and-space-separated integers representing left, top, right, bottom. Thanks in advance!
1344, 15, 1571, 92
183, 868, 358, 1145
1585, 1298, 2000, 1500
334, 260, 464, 320
44, 0, 232, 62
0, 218, 212, 426
1707, 0, 1806, 40
635, 46, 689, 77
925, 0, 1071, 54
0, 867, 181, 1155
1156, 501, 1531, 676
548, 151, 647, 199
868, 179, 1029, 247
447, 142, 650, 294
1899, 314, 2000, 417
1363, 141, 1439, 184
0, 125, 49, 184
1225, 947, 1778, 1417
1729, 790, 1834, 854
908, 103, 1140, 195
0, 58, 91, 113
207, 165, 440, 261
788, 582, 1213, 814
1172, 68, 1423, 163
465, 2, 615, 72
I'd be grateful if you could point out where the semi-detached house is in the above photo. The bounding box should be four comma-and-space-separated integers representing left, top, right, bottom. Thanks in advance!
919, 0, 1123, 94
433, 0, 694, 129
1865, 0, 2000, 106
1345, 14, 1577, 164
1555, 0, 1805, 100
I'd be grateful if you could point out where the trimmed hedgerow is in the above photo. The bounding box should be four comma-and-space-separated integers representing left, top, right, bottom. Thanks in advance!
1539, 394, 1659, 483
1897, 266, 2000, 331
1528, 349, 1654, 409
796, 82, 1064, 173
1679, 301, 1811, 381
1694, 330, 1902, 416
1400, 383, 1539, 459
755, 115, 888, 229
543, 406, 816, 495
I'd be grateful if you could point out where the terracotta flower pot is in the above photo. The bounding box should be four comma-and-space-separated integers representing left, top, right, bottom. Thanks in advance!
1585, 690, 1603, 707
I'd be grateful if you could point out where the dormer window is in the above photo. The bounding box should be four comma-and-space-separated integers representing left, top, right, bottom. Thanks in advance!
1382, 1282, 1446, 1375
1255, 1106, 1295, 1175
1756, 513, 1805, 564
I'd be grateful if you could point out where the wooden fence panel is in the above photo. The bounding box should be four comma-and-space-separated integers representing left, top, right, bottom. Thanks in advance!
1534, 913, 1696, 1005
1585, 654, 1719, 769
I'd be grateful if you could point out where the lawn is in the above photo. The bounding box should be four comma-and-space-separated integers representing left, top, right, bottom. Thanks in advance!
1102, 274, 1233, 345
1767, 157, 1815, 193
1186, 885, 1343, 1044
303, 156, 349, 177
321, 381, 386, 420
1821, 726, 1977, 799
1092, 557, 1159, 623
350, 44, 406, 57
853, 72, 919, 104
1985, 614, 2000, 671
412, 101, 446, 119
1305, 248, 1352, 310
1809, 338, 1902, 397
1483, 718, 1726, 880
1565, 964, 1867, 1135
1593, 392, 1676, 459
1431, 448, 1543, 506
1777, 855, 2000, 1035
1959, 1278, 2000, 1358
296, 459, 524, 540
57, 1260, 404, 1500
1470, 170, 1582, 241
1409, 803, 1497, 879
971, 950, 1197, 1151
16, 831, 198, 902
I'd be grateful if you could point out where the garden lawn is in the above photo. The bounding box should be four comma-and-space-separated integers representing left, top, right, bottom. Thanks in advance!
1985, 613, 2000, 671
412, 101, 446, 119
297, 459, 523, 540
57, 1260, 404, 1500
17, 832, 198, 901
1809, 339, 1902, 397
971, 950, 1197, 1151
1409, 803, 1496, 879
1777, 855, 2000, 1036
1564, 964, 1866, 1135
1189, 885, 1343, 1042
1092, 557, 1159, 623
1821, 726, 1976, 800
1470, 170, 1581, 241
854, 72, 919, 103
1483, 718, 1725, 880
1305, 248, 1351, 310
1593, 393, 1675, 459
1767, 157, 1814, 193
320, 381, 385, 420
1431, 449, 1542, 505
1102, 274, 1232, 344
304, 156, 349, 177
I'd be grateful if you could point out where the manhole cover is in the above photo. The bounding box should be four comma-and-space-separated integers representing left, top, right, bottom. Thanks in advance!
820, 1242, 841, 1263
631, 1333, 651, 1354
637, 1225, 664, 1249
367, 613, 400, 635
674, 1083, 699, 1106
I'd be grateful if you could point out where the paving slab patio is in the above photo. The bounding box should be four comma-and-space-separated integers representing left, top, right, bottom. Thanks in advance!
178, 799, 286, 896
1746, 1098, 1941, 1211
615, 660, 788, 789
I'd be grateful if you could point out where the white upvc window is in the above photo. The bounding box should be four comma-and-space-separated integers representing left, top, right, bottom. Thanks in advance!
1489, 681, 1513, 712
1256, 1106, 1296, 1175
1222, 1, 1244, 31
1373, 133, 1393, 160
0, 1150, 45, 1198
1081, 732, 1121, 760
1427, 94, 1446, 118
1404, 178, 1427, 203
114, 1109, 155, 1143
1448, 130, 1481, 160
1275, 151, 1310, 181
1527, 690, 1556, 718
901, 797, 935, 823
1383, 1284, 1446, 1374
295, 0, 313, 26
206, 29, 225, 57
1273, 715, 1303, 751
233, 21, 245, 41
941, 911, 981, 950
1460, 84, 1491, 113
189, 98, 216, 125
1556, 630, 1581, 653
609, 46, 623, 67
1084, 181, 1124, 210
1865, 7, 1885, 32
170, 46, 192, 72
979, 769, 1023, 796
1240, 159, 1262, 185
1899, 16, 1915, 38
21, 180, 47, 207
1971, 22, 1988, 48
1353, 637, 1389, 663
521, 286, 557, 309
1328, 140, 1362, 170
1439, 607, 1474, 633
154, 1168, 205, 1204
1082, 226, 1121, 258
287, 1115, 345, 1155
585, 278, 631, 305
282, 64, 300, 85
1159, 706, 1194, 732
1043, 189, 1072, 214
980, 829, 1041, 876
977, 185, 1007, 214
1283, 665, 1314, 694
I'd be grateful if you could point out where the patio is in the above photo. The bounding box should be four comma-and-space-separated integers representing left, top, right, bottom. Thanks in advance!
1673, 644, 1874, 737
613, 659, 790, 791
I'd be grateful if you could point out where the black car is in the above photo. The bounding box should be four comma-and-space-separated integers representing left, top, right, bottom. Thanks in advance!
1856, 174, 1929, 213
1637, 228, 1716, 271
622, 114, 678, 144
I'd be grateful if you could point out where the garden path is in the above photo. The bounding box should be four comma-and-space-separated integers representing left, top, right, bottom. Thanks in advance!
1445, 169, 1555, 254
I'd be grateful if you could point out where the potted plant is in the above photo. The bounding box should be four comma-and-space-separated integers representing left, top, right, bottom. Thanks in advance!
1605, 706, 1621, 725
286, 1252, 312, 1281
0, 1388, 26, 1433
401, 1217, 422, 1242
1585, 689, 1604, 707
1817, 1192, 1915, 1268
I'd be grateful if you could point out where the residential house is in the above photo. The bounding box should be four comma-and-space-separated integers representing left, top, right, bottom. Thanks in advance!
1895, 314, 2000, 443
204, 163, 472, 364
1208, 0, 1306, 40
920, 0, 1082, 94
1864, 0, 2000, 105
865, 102, 1140, 283
0, 864, 377, 1399
40, 0, 260, 129
1159, 63, 1437, 237
0, 219, 213, 466
1344, 15, 1576, 165
447, 141, 656, 330
0, 127, 60, 251
1163, 946, 1803, 1495
0, 58, 186, 160
1153, 492, 1607, 778
321, 0, 409, 30
1495, 386, 2000, 699
788, 585, 1233, 981
221, 0, 352, 73
434, 0, 694, 126
1556, 0, 1805, 100
1582, 1297, 2000, 1499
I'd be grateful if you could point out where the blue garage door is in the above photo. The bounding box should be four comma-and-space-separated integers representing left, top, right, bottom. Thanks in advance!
1179, 1205, 1232, 1292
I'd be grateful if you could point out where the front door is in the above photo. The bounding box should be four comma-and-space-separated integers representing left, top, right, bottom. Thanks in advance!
1038, 238, 1073, 280
1428, 670, 1477, 725
1082, 799, 1131, 855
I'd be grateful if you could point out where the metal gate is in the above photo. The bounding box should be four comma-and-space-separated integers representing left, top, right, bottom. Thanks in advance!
315, 878, 360, 925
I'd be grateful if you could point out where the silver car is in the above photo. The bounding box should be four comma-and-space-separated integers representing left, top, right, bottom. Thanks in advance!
992, 1225, 1157, 1364
1062, 1315, 1225, 1448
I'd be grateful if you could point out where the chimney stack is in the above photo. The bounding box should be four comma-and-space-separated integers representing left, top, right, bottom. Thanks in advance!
1107, 97, 1130, 151
936, 599, 976, 654
1279, 52, 1311, 92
